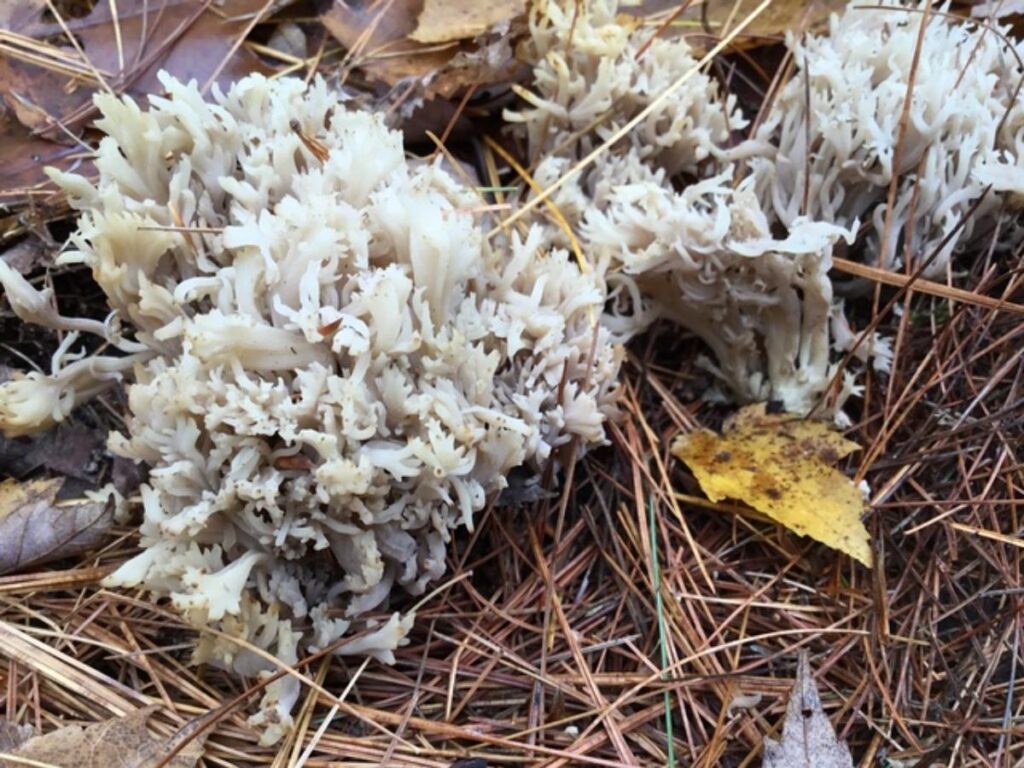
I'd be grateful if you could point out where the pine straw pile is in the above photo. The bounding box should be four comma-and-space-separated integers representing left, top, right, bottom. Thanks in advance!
2, 3, 1024, 768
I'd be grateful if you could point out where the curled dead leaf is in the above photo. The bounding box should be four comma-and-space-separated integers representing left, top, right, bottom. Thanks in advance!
0, 476, 111, 575
671, 403, 872, 567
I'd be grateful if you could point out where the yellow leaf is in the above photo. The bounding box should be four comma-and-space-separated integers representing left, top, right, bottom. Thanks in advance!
409, 0, 525, 44
671, 404, 872, 567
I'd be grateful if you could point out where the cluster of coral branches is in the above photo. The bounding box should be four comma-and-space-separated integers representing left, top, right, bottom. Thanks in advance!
0, 0, 1021, 742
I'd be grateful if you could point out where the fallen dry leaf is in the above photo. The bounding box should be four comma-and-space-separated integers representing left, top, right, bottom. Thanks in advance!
0, 0, 273, 140
0, 102, 85, 196
971, 0, 1024, 17
410, 0, 525, 44
702, 0, 845, 48
0, 476, 111, 575
322, 0, 521, 99
671, 403, 872, 567
0, 236, 50, 274
0, 1, 44, 34
0, 423, 104, 480
762, 652, 854, 768
0, 720, 31, 753
0, 706, 207, 768
323, 0, 455, 87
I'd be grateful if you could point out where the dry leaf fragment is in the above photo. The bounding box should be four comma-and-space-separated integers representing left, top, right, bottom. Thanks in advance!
702, 0, 846, 47
0, 237, 49, 274
321, 0, 522, 99
0, 706, 207, 768
0, 0, 272, 140
0, 720, 32, 753
0, 1, 44, 35
0, 103, 83, 197
0, 423, 104, 480
762, 652, 854, 768
410, 0, 525, 43
971, 0, 1024, 18
322, 0, 456, 87
0, 476, 111, 575
671, 403, 872, 567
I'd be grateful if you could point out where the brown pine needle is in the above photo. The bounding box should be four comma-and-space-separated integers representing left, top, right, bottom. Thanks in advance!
832, 256, 1024, 315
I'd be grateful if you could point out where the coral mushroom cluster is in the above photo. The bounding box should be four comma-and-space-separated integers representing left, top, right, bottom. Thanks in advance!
507, 0, 859, 414
0, 72, 619, 741
752, 2, 1024, 277
1, 0, 1021, 745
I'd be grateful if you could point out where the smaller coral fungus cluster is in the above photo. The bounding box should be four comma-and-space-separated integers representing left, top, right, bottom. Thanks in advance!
506, 0, 859, 414
508, 0, 1024, 414
752, 2, 1024, 278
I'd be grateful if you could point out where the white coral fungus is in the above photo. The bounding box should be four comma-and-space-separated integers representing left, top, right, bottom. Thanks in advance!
0, 72, 619, 742
753, 1, 1024, 277
508, 0, 859, 414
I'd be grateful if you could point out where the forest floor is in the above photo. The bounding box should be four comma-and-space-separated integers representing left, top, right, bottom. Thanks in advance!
0, 1, 1022, 766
